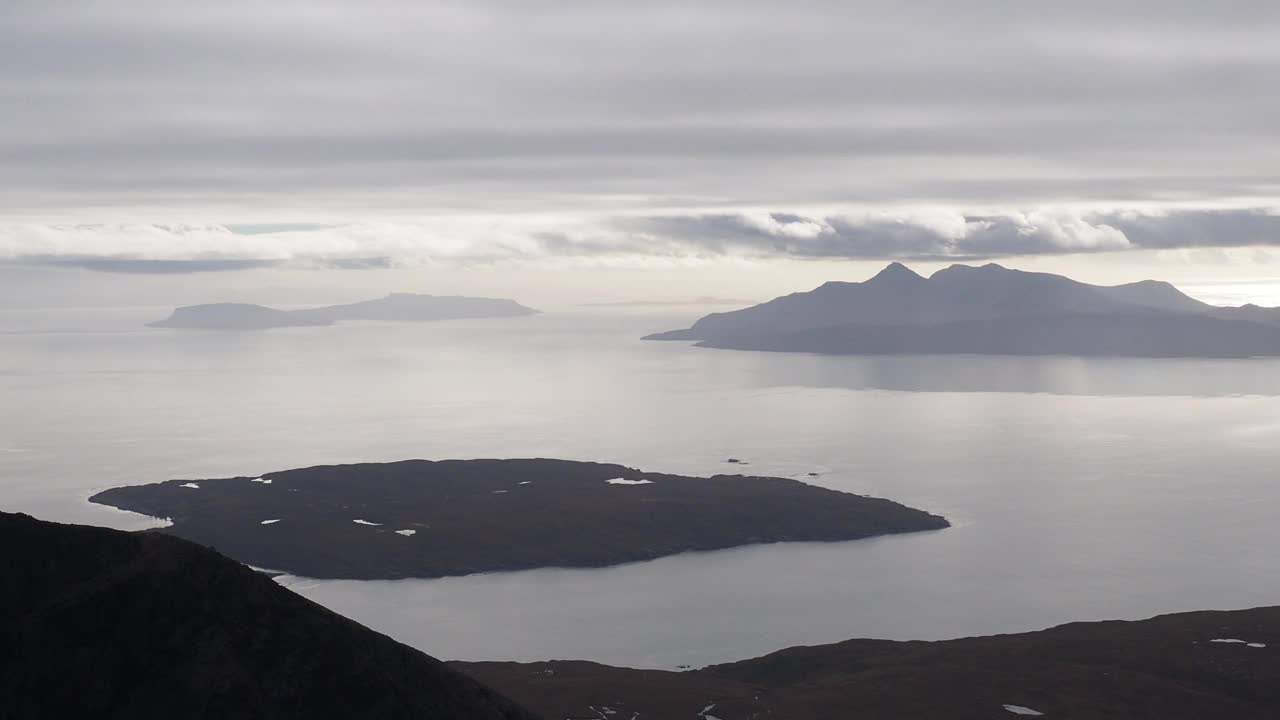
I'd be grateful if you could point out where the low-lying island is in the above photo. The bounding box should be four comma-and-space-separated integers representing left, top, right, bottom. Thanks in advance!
89, 458, 948, 580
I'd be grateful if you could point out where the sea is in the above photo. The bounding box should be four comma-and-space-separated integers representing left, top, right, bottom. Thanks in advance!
3, 300, 1280, 668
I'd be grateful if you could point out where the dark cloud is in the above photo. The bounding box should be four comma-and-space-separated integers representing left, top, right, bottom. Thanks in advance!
1095, 209, 1280, 249
618, 209, 1280, 260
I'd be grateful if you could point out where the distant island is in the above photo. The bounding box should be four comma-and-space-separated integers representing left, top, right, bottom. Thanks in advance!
459, 605, 1280, 719
1, 511, 539, 720
645, 262, 1280, 358
148, 293, 539, 329
89, 458, 948, 580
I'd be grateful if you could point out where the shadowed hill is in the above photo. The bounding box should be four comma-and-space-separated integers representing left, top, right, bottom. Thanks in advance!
459, 606, 1280, 719
0, 511, 541, 720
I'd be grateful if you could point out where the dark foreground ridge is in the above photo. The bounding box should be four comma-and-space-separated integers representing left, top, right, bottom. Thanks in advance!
148, 292, 538, 329
0, 511, 540, 720
645, 262, 1280, 358
458, 606, 1280, 719
89, 458, 948, 580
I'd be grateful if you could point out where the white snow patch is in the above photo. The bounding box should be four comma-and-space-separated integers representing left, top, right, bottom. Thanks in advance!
395, 529, 416, 536
493, 489, 508, 494
698, 704, 716, 717
1211, 638, 1267, 647
1003, 705, 1044, 716
250, 477, 272, 484
606, 478, 653, 485
260, 519, 280, 525
518, 481, 532, 485
180, 482, 200, 489
352, 519, 382, 526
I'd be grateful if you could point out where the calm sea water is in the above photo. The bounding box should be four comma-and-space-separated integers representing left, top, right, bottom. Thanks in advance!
4, 305, 1280, 668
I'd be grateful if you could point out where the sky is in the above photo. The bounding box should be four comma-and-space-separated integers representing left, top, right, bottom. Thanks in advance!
2, 0, 1280, 306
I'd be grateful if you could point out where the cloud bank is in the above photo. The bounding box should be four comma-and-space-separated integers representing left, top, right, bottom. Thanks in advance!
4, 208, 1278, 272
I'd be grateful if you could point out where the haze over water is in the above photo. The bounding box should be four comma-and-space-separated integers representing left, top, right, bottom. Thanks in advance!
4, 305, 1280, 668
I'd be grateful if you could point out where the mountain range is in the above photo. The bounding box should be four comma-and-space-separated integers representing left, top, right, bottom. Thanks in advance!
645, 263, 1280, 358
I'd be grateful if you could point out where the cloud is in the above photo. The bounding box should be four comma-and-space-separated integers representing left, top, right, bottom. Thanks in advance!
1097, 208, 1280, 248
617, 209, 1166, 260
0, 1, 1278, 213
2, 207, 1278, 271
18, 257, 283, 274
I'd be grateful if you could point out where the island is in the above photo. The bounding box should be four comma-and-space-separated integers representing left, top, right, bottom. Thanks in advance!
645, 262, 1280, 358
1, 511, 538, 720
458, 606, 1280, 719
88, 458, 949, 580
148, 293, 539, 329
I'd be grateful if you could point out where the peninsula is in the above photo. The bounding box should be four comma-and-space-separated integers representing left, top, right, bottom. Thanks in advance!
89, 458, 948, 580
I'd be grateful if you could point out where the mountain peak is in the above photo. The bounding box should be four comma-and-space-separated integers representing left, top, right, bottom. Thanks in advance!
931, 262, 1014, 280
867, 262, 924, 284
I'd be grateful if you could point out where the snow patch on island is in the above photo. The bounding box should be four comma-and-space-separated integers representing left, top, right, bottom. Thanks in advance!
180, 483, 200, 489
260, 519, 280, 525
352, 519, 382, 526
395, 529, 416, 536
250, 477, 272, 484
1211, 638, 1267, 647
1003, 705, 1044, 716
606, 478, 654, 485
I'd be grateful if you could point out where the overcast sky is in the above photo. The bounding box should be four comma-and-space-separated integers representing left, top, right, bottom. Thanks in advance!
2, 1, 1279, 303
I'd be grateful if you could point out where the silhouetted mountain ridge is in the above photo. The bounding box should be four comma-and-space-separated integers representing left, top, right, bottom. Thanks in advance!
645, 263, 1280, 357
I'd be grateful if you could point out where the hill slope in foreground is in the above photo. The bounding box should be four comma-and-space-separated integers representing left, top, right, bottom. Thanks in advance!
90, 458, 948, 580
646, 262, 1280, 358
0, 511, 539, 720
460, 605, 1280, 719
